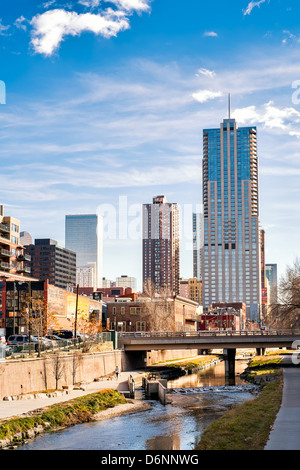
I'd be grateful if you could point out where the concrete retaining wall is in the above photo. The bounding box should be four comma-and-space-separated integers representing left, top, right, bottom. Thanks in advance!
0, 348, 204, 399
0, 350, 123, 399
146, 349, 199, 365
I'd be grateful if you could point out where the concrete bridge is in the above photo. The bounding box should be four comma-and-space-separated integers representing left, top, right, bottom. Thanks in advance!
119, 329, 300, 352
119, 330, 300, 380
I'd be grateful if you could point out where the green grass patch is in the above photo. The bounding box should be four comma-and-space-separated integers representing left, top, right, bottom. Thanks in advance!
164, 355, 218, 370
195, 356, 284, 450
0, 389, 126, 443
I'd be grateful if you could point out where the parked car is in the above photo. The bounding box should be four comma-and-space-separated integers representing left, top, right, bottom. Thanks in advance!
45, 334, 71, 346
52, 330, 84, 342
52, 330, 74, 340
7, 335, 39, 352
7, 334, 38, 345
36, 336, 54, 347
45, 334, 63, 342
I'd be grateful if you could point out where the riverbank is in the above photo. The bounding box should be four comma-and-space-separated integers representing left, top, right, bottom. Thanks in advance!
0, 390, 151, 449
195, 355, 284, 450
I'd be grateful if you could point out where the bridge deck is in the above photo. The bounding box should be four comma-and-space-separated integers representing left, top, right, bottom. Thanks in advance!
119, 330, 300, 351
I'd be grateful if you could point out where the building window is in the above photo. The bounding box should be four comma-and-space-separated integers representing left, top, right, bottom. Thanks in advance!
136, 321, 146, 331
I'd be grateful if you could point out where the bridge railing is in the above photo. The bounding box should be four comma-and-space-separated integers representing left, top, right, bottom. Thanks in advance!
118, 329, 300, 338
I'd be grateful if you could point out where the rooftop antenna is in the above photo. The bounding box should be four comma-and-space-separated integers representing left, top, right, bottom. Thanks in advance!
228, 93, 231, 119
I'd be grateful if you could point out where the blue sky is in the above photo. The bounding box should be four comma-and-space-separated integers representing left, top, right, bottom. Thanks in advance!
1, 0, 300, 289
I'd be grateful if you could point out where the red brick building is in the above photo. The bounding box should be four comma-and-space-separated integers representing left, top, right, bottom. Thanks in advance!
106, 295, 200, 332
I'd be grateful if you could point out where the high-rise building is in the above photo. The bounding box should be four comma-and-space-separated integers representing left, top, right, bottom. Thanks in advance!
193, 212, 202, 281
0, 205, 31, 279
26, 239, 76, 290
116, 275, 136, 291
188, 277, 202, 305
65, 214, 103, 289
76, 262, 97, 290
143, 195, 180, 295
201, 116, 261, 319
266, 264, 278, 305
20, 231, 33, 246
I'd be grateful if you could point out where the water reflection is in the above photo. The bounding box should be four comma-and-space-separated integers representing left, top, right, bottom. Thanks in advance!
167, 359, 249, 389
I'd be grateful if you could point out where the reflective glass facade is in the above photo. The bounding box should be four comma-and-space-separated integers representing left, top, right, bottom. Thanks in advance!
201, 118, 261, 310
65, 214, 103, 289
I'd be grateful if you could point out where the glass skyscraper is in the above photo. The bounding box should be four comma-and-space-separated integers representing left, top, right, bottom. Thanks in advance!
65, 214, 103, 289
201, 117, 261, 317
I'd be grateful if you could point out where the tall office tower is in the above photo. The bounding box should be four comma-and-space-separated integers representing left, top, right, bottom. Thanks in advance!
201, 116, 261, 319
65, 214, 103, 289
26, 239, 76, 290
193, 212, 202, 281
266, 264, 278, 305
143, 195, 180, 295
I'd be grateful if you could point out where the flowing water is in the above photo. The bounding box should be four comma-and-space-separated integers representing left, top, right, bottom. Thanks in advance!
18, 359, 257, 451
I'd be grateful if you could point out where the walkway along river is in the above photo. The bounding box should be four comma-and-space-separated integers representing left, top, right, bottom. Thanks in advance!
18, 358, 258, 451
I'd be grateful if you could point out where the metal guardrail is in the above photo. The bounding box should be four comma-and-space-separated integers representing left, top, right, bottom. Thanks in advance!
118, 329, 300, 338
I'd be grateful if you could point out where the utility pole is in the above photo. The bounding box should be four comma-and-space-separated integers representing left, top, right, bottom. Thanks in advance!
74, 284, 79, 340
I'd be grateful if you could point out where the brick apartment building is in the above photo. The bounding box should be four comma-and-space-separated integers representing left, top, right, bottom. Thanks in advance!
0, 279, 103, 337
0, 205, 31, 280
106, 295, 200, 332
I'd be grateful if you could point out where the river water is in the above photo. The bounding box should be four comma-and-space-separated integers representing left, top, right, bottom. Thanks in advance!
19, 359, 257, 451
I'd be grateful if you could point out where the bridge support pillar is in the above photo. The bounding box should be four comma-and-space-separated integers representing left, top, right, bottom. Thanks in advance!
223, 348, 236, 384
256, 348, 265, 356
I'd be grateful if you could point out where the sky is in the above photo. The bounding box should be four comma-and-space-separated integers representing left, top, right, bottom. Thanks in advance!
1, 0, 300, 290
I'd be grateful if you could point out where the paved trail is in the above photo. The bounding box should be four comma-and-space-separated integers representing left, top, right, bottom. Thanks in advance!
265, 356, 300, 450
0, 370, 144, 421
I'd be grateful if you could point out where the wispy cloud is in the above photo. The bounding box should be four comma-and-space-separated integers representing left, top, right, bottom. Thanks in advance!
196, 68, 216, 79
0, 19, 10, 35
203, 31, 218, 37
243, 0, 269, 16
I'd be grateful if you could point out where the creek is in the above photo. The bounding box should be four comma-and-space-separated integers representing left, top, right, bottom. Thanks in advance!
18, 358, 256, 451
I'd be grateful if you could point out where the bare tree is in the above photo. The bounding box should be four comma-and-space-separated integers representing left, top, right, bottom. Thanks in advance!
72, 352, 82, 385
140, 280, 175, 331
51, 353, 65, 390
267, 258, 300, 330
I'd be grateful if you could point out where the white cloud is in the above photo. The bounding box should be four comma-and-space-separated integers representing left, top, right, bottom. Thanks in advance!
282, 30, 300, 45
232, 101, 300, 132
192, 89, 223, 103
14, 16, 28, 31
203, 31, 218, 37
30, 8, 130, 56
196, 68, 216, 78
104, 0, 151, 12
30, 0, 152, 56
0, 19, 10, 35
243, 0, 268, 16
78, 0, 101, 7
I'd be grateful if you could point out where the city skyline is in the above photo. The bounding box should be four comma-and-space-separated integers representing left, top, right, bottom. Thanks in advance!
1, 1, 300, 290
